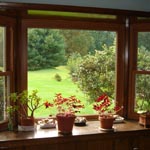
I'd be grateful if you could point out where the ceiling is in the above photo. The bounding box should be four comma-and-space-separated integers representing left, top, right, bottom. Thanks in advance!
0, 0, 150, 12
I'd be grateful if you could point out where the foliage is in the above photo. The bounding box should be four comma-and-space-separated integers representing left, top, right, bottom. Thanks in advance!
44, 93, 84, 116
138, 32, 150, 51
137, 46, 150, 70
8, 90, 43, 118
135, 46, 150, 114
135, 74, 150, 114
67, 52, 82, 82
88, 31, 115, 53
28, 29, 66, 70
74, 45, 115, 103
60, 30, 94, 56
93, 94, 123, 117
54, 73, 62, 82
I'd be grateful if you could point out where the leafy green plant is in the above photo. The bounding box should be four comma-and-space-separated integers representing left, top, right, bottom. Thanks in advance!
74, 45, 115, 103
67, 52, 82, 82
135, 75, 150, 114
8, 90, 43, 118
54, 73, 62, 82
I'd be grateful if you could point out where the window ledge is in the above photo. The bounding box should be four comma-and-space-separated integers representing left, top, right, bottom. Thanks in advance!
0, 121, 150, 143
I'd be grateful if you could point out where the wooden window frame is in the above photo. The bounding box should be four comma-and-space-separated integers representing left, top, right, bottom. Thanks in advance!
128, 23, 150, 119
1, 3, 149, 122
15, 14, 126, 119
0, 15, 15, 129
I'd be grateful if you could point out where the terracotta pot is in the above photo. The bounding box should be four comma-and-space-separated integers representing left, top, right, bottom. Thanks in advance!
139, 114, 150, 128
56, 113, 76, 134
20, 117, 35, 126
99, 115, 114, 129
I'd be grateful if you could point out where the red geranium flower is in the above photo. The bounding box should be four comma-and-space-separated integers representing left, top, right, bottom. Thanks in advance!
44, 93, 84, 115
93, 94, 123, 116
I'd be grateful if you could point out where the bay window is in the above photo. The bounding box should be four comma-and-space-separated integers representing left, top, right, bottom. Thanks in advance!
0, 19, 14, 125
128, 23, 150, 119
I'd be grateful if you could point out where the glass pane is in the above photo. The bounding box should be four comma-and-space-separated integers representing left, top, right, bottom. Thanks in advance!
28, 28, 117, 117
137, 32, 150, 70
0, 27, 6, 72
135, 74, 150, 113
0, 76, 8, 122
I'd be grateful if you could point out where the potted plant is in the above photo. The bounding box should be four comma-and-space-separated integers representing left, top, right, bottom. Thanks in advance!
136, 95, 150, 127
44, 93, 84, 134
93, 94, 123, 130
8, 89, 43, 128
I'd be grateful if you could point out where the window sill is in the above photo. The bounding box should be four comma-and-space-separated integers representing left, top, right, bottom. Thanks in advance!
0, 120, 149, 142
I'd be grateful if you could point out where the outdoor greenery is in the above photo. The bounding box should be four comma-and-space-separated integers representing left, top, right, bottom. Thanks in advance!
28, 29, 116, 70
68, 45, 115, 103
27, 29, 150, 117
28, 67, 94, 117
28, 29, 66, 70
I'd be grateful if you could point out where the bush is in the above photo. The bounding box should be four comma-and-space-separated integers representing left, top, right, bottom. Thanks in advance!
74, 45, 115, 103
67, 52, 82, 82
54, 73, 62, 82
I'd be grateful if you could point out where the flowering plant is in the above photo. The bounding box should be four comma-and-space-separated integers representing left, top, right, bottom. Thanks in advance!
44, 93, 84, 116
93, 94, 123, 117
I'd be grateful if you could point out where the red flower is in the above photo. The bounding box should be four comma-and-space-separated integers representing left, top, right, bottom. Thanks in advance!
44, 101, 53, 108
96, 94, 107, 102
45, 93, 84, 115
93, 94, 123, 115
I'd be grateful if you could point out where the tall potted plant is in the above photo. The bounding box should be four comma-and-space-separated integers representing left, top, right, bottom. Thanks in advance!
93, 94, 123, 130
8, 90, 43, 127
45, 93, 84, 134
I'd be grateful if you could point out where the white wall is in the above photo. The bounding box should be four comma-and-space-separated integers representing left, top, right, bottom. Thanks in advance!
0, 0, 150, 12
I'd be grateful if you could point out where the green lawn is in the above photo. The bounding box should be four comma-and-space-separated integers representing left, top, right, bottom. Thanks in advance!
28, 66, 95, 117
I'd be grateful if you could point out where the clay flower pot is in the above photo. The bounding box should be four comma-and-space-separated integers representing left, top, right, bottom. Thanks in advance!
56, 113, 76, 134
20, 117, 35, 126
99, 115, 115, 129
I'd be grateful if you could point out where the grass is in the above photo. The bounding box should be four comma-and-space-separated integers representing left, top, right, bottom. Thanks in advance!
28, 66, 95, 117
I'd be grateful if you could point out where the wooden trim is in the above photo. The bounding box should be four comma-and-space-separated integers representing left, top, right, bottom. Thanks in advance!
133, 70, 150, 74
128, 23, 150, 119
0, 71, 12, 76
0, 2, 149, 17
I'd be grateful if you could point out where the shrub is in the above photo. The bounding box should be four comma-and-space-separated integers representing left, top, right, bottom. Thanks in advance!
54, 73, 62, 82
75, 45, 115, 103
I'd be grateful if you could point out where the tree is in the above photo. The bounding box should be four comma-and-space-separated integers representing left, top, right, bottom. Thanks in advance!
136, 46, 150, 112
60, 30, 94, 56
138, 32, 150, 51
89, 31, 115, 53
72, 44, 116, 103
28, 29, 66, 70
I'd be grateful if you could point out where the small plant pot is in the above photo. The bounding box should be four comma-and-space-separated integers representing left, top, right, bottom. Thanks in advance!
56, 113, 76, 134
99, 115, 115, 129
20, 117, 35, 126
139, 114, 150, 128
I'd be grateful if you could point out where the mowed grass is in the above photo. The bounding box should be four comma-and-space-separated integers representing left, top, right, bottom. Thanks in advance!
28, 66, 95, 117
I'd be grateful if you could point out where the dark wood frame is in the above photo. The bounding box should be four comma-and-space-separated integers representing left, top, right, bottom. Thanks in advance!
18, 17, 126, 118
0, 15, 16, 129
128, 23, 150, 119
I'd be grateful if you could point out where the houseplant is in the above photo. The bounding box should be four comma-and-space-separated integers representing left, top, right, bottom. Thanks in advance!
45, 93, 84, 134
136, 96, 150, 127
93, 94, 123, 130
8, 89, 43, 128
